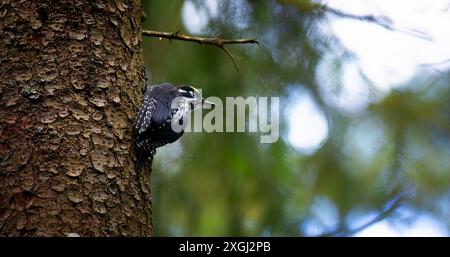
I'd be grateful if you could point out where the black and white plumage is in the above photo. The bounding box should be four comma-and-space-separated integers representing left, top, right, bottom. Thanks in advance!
134, 82, 213, 174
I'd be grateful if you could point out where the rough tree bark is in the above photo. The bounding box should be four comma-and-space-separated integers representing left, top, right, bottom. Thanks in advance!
0, 0, 152, 236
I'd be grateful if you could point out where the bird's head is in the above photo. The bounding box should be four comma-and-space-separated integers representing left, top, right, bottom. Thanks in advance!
177, 86, 214, 110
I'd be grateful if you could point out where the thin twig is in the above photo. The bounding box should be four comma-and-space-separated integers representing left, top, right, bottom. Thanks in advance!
220, 46, 239, 71
142, 30, 259, 71
419, 58, 450, 67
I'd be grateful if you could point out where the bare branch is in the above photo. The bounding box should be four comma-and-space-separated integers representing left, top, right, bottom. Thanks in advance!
142, 30, 259, 46
142, 30, 258, 71
321, 6, 432, 41
319, 196, 403, 237
280, 1, 432, 40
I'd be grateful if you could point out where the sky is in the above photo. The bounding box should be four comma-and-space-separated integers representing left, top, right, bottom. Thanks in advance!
180, 0, 450, 236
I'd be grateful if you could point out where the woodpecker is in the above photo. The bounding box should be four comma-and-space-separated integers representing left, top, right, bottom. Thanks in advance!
134, 82, 214, 174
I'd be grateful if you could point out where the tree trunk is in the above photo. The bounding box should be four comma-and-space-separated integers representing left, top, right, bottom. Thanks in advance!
0, 0, 152, 236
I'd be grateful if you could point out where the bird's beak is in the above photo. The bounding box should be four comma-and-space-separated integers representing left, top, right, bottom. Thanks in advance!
202, 98, 215, 108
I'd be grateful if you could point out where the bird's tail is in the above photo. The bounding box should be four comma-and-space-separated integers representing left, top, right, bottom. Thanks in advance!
135, 145, 156, 176
135, 148, 147, 175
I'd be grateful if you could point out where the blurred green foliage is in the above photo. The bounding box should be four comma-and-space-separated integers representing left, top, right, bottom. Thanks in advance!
142, 0, 450, 236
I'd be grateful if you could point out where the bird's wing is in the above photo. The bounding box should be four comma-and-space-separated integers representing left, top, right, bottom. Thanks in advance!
135, 93, 156, 134
150, 90, 173, 126
134, 87, 174, 134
